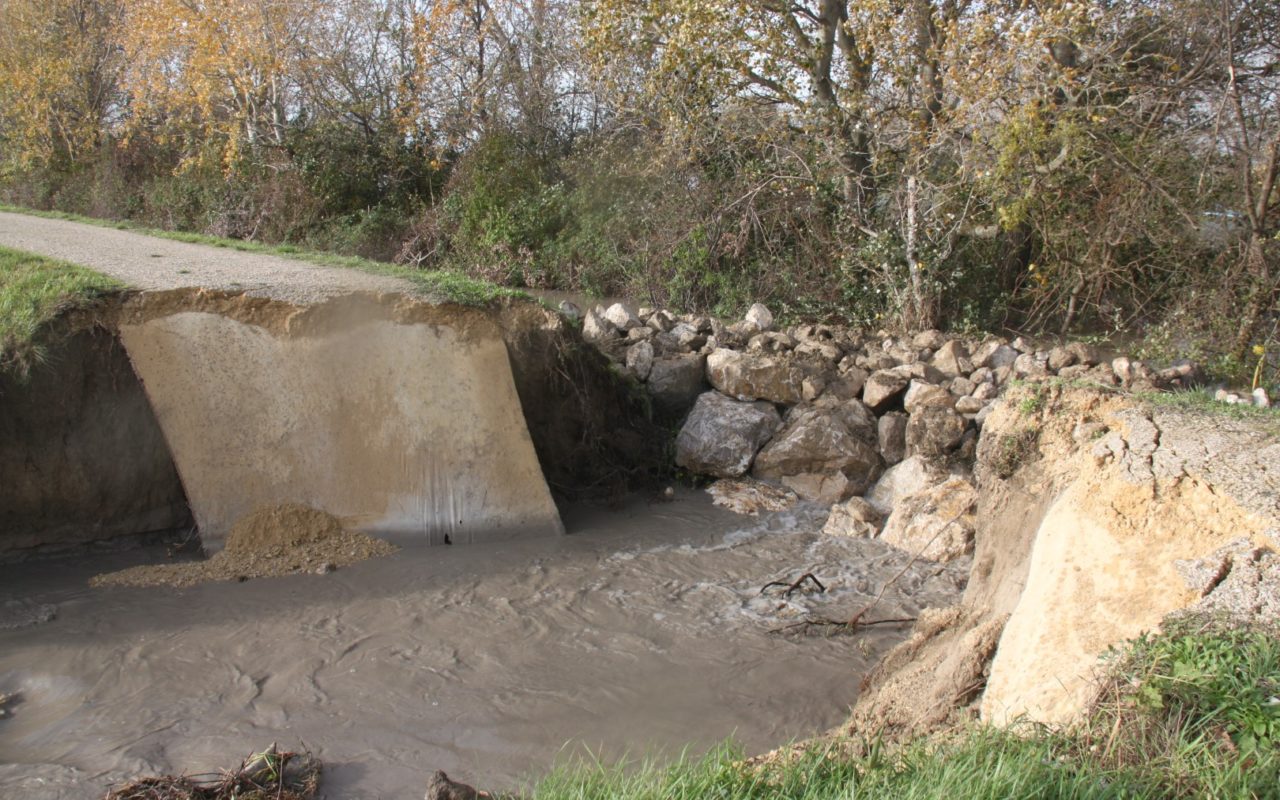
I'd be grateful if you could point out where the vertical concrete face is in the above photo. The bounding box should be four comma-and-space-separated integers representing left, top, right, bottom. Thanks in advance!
119, 308, 564, 549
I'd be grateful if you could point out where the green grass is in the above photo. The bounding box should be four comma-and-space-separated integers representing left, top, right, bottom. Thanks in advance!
1141, 387, 1280, 422
524, 620, 1280, 799
0, 245, 122, 372
0, 204, 530, 307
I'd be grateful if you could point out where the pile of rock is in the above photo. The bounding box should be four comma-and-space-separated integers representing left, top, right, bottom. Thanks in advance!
581, 301, 1200, 563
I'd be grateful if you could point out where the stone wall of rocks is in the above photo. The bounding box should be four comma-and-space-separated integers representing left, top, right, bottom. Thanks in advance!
578, 300, 1205, 563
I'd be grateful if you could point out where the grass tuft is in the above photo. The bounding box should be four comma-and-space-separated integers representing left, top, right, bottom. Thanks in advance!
0, 245, 122, 374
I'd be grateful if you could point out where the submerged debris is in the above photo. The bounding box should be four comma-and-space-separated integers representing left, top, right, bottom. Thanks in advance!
101, 744, 320, 800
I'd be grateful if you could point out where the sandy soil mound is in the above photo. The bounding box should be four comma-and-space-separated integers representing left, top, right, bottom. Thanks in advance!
91, 504, 396, 589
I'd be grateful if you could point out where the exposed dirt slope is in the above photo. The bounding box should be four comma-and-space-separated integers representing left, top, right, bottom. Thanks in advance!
850, 385, 1280, 738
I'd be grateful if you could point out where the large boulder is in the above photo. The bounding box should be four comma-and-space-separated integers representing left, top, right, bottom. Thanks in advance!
648, 354, 708, 415
865, 454, 943, 516
625, 340, 654, 380
706, 348, 811, 405
878, 412, 908, 465
752, 405, 882, 493
905, 406, 968, 459
930, 340, 974, 377
862, 369, 911, 411
603, 302, 643, 331
675, 391, 782, 478
880, 477, 978, 562
582, 308, 617, 341
903, 380, 955, 415
744, 303, 775, 332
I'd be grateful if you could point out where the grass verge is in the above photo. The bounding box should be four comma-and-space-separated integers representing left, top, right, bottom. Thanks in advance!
525, 619, 1279, 799
0, 244, 122, 374
0, 204, 529, 307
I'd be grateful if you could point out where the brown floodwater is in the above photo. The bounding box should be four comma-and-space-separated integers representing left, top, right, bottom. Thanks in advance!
0, 491, 966, 799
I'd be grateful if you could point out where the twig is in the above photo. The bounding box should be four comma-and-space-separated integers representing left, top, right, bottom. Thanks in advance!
760, 572, 826, 597
846, 506, 969, 627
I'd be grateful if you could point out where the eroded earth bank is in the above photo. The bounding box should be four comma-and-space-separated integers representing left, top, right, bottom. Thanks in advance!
1, 290, 1277, 799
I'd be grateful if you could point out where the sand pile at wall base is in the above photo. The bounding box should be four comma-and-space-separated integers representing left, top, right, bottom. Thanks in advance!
91, 504, 397, 589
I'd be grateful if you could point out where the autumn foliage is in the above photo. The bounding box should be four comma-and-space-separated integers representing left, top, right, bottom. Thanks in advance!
0, 0, 1275, 372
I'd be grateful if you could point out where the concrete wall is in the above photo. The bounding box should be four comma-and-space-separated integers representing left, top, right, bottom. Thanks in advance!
119, 305, 564, 548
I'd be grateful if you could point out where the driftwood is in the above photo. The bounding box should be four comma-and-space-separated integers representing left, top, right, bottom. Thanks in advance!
102, 744, 320, 800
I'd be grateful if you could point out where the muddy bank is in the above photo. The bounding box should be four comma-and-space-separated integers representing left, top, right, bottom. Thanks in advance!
1, 290, 666, 559
0, 316, 189, 559
0, 492, 964, 799
849, 384, 1280, 738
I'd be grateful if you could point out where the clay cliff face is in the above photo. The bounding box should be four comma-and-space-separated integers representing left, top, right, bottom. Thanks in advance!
851, 385, 1280, 737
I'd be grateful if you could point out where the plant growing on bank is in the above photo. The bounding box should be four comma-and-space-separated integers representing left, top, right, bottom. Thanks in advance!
526, 620, 1280, 799
0, 245, 122, 374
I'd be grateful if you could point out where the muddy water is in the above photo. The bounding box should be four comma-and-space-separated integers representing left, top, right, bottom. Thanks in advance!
0, 492, 965, 799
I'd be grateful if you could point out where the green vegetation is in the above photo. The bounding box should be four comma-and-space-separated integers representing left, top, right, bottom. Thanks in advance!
0, 204, 529, 308
2, 0, 1275, 379
0, 245, 121, 372
527, 621, 1279, 799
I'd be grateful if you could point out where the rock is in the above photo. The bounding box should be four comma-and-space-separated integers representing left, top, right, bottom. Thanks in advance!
1046, 346, 1077, 372
859, 352, 899, 371
880, 477, 978, 562
815, 396, 879, 445
913, 330, 948, 350
973, 340, 1017, 370
782, 471, 855, 505
752, 405, 882, 493
866, 455, 943, 516
905, 406, 968, 459
955, 395, 985, 415
314, 562, 336, 575
423, 770, 481, 800
582, 308, 617, 341
1013, 352, 1049, 378
972, 381, 999, 402
744, 303, 775, 331
822, 497, 882, 538
648, 354, 708, 415
862, 369, 911, 411
974, 403, 996, 428
626, 326, 654, 341
706, 478, 797, 516
625, 341, 655, 380
970, 366, 995, 384
747, 332, 795, 354
950, 376, 976, 397
603, 302, 643, 331
1255, 387, 1271, 408
558, 300, 581, 321
1065, 341, 1102, 366
670, 322, 707, 351
674, 392, 782, 478
795, 340, 843, 362
877, 412, 908, 465
897, 361, 948, 384
903, 380, 956, 415
647, 309, 677, 332
1055, 364, 1090, 380
822, 372, 867, 401
1157, 360, 1203, 389
931, 340, 974, 377
706, 348, 810, 405
1011, 336, 1037, 353
802, 375, 827, 401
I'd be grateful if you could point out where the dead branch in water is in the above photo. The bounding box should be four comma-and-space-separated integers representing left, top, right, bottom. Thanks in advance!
760, 572, 826, 597
101, 744, 320, 800
768, 508, 968, 637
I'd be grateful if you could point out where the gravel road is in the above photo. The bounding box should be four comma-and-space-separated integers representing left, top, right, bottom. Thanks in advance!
0, 211, 412, 304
